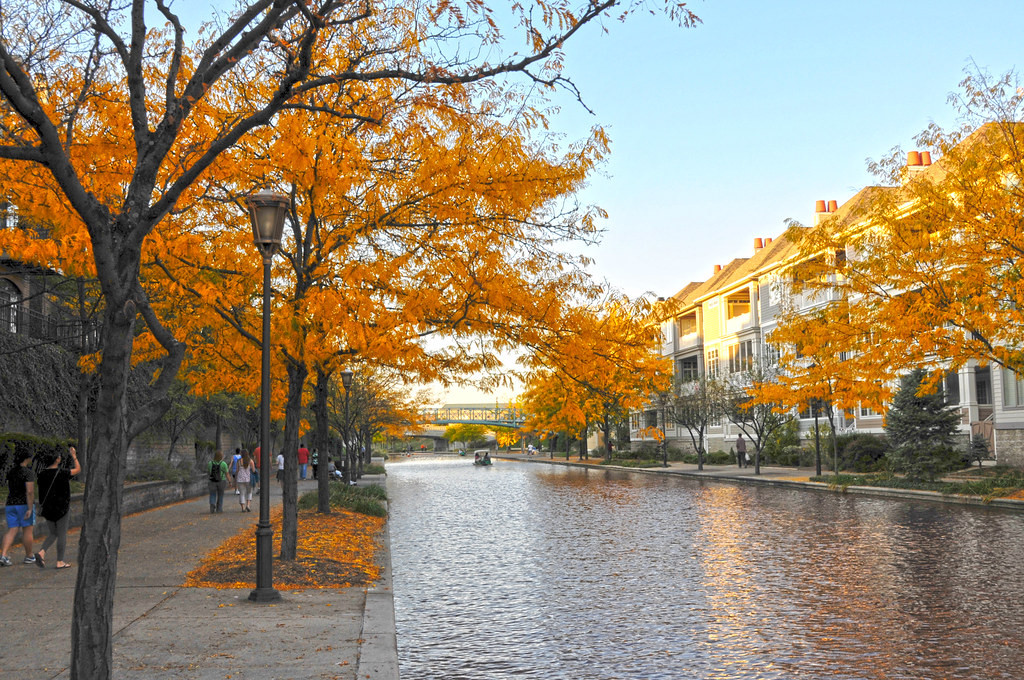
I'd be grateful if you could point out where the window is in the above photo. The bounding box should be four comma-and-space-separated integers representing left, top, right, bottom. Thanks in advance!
706, 349, 719, 378
644, 410, 658, 429
976, 365, 992, 405
860, 405, 879, 417
1003, 368, 1024, 408
943, 372, 961, 406
0, 279, 20, 334
728, 341, 754, 373
675, 312, 697, 337
0, 202, 18, 230
763, 341, 781, 367
677, 356, 699, 383
767, 273, 785, 306
726, 289, 751, 320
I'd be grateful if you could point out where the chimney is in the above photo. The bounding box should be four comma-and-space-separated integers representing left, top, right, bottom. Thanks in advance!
754, 237, 764, 253
906, 150, 928, 179
814, 199, 829, 225
764, 237, 773, 246
713, 264, 721, 274
827, 199, 838, 213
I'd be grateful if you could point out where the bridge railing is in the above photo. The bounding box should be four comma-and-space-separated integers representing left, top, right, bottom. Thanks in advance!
421, 406, 526, 427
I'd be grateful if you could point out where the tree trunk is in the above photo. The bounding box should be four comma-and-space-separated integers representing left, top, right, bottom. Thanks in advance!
70, 305, 135, 680
280, 361, 307, 560
313, 370, 331, 514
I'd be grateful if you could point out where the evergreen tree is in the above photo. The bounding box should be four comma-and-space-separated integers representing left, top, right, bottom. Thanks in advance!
885, 369, 962, 481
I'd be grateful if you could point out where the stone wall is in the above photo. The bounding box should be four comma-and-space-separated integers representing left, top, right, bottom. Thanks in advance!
995, 425, 1024, 468
3, 477, 208, 533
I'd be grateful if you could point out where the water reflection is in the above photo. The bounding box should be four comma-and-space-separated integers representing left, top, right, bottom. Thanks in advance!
388, 458, 1024, 679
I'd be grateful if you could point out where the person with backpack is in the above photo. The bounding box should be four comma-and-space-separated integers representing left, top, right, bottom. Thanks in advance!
230, 448, 242, 495
208, 450, 229, 514
34, 445, 81, 569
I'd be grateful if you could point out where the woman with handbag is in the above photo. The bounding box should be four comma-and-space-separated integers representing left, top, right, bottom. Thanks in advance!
235, 450, 255, 512
35, 445, 81, 569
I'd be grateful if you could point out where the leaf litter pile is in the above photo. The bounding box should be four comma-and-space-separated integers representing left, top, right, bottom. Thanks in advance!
185, 507, 385, 590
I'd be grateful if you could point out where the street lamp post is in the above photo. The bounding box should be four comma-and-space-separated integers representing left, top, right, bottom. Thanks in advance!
341, 369, 353, 484
247, 190, 288, 604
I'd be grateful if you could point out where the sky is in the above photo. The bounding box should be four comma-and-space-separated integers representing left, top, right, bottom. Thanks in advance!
441, 0, 1024, 404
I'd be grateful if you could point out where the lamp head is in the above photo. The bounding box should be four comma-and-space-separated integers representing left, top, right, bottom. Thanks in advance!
246, 190, 289, 256
341, 369, 354, 390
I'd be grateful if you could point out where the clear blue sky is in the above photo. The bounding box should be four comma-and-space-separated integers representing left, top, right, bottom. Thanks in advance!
550, 0, 1024, 300
446, 0, 1024, 403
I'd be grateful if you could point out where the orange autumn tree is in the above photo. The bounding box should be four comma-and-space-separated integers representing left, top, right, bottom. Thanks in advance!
521, 293, 671, 460
521, 368, 592, 457
0, 0, 700, 677
780, 70, 1024, 396
154, 73, 614, 558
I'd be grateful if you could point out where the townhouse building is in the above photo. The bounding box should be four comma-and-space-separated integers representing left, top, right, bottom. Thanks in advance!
632, 142, 1019, 464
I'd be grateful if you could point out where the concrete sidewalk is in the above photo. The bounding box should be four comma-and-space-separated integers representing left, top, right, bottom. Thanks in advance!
0, 475, 398, 680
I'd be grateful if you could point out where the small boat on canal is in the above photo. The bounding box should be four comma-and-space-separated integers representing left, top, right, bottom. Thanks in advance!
473, 450, 493, 466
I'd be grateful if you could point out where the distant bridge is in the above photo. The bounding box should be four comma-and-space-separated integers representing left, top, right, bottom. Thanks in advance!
422, 405, 526, 428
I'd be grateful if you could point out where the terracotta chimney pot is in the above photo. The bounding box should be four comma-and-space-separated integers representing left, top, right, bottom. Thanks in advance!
921, 151, 932, 165
907, 150, 922, 166
754, 237, 764, 251
713, 264, 721, 274
815, 199, 827, 213
764, 237, 773, 246
827, 200, 838, 212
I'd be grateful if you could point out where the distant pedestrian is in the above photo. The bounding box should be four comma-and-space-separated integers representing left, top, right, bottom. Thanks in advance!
236, 450, 255, 512
252, 445, 261, 495
1, 450, 37, 566
230, 447, 242, 495
297, 443, 309, 480
276, 452, 285, 484
35, 445, 81, 569
208, 450, 229, 513
311, 448, 319, 480
736, 434, 747, 469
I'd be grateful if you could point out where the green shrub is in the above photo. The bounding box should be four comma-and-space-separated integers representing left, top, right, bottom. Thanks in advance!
837, 433, 888, 473
128, 457, 194, 483
706, 450, 732, 465
363, 463, 386, 475
298, 481, 387, 517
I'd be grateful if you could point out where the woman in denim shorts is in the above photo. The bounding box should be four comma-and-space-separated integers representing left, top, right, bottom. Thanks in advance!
1, 450, 37, 566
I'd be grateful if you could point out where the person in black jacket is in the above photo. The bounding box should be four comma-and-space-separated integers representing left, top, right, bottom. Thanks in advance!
35, 446, 82, 569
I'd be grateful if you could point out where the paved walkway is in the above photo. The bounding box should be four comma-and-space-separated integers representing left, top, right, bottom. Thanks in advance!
0, 475, 397, 680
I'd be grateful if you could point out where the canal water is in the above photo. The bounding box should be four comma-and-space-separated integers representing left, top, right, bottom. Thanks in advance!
387, 458, 1024, 679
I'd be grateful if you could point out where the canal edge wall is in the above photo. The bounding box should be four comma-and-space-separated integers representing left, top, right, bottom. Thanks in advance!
500, 458, 1024, 512
357, 470, 401, 680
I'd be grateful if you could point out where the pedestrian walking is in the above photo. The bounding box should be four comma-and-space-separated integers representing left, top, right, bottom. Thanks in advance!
736, 434, 747, 469
311, 448, 319, 480
252, 445, 261, 495
1, 450, 36, 566
34, 445, 81, 569
297, 442, 309, 480
276, 451, 285, 484
230, 447, 242, 495
208, 450, 229, 513
235, 450, 255, 512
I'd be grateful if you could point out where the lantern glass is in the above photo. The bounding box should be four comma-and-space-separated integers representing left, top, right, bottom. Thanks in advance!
246, 191, 289, 254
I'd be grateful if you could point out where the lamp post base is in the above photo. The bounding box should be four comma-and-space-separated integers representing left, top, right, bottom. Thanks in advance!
249, 521, 280, 603
248, 587, 281, 603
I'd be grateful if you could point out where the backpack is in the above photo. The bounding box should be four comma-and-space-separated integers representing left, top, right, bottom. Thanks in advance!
209, 460, 222, 483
